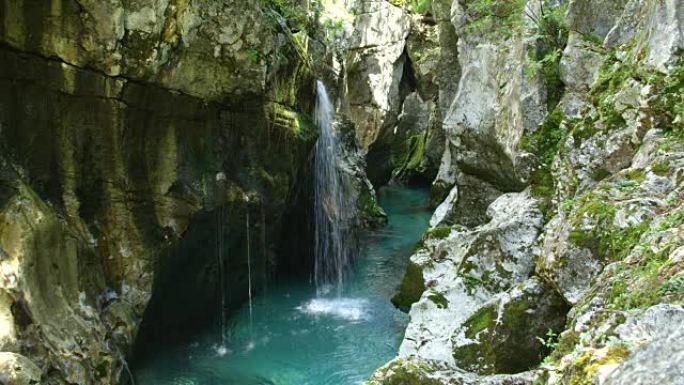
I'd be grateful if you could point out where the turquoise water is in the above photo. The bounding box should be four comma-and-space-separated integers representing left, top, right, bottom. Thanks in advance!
134, 186, 431, 385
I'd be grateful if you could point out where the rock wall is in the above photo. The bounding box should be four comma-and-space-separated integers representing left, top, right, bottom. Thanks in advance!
370, 0, 684, 383
341, 0, 452, 188
0, 0, 324, 383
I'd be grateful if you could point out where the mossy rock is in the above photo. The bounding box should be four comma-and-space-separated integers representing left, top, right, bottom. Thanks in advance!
452, 278, 569, 374
357, 183, 388, 229
392, 261, 426, 311
365, 359, 444, 385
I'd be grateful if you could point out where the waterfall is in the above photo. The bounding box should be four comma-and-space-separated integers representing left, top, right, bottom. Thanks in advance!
121, 357, 136, 385
215, 206, 227, 349
313, 81, 355, 292
246, 208, 253, 330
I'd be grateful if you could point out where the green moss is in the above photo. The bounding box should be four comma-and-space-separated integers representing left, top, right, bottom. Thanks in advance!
267, 103, 318, 143
413, 226, 453, 251
651, 161, 671, 176
621, 168, 646, 183
365, 360, 443, 385
463, 305, 497, 339
568, 188, 652, 262
454, 290, 567, 375
550, 330, 580, 361
590, 168, 611, 182
392, 262, 426, 310
394, 131, 429, 180
427, 290, 449, 309
522, 108, 568, 214
566, 346, 631, 385
357, 186, 388, 229
426, 226, 451, 240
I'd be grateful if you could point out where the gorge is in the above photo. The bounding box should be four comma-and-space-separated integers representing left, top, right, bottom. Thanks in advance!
0, 0, 683, 384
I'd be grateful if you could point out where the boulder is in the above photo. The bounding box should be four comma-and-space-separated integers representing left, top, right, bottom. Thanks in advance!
451, 278, 569, 375
396, 191, 544, 365
0, 353, 41, 385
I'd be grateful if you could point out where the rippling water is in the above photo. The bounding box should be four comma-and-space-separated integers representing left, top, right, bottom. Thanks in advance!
134, 186, 432, 385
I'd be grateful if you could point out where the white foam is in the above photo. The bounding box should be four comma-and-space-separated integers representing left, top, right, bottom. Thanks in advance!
213, 345, 229, 357
297, 298, 370, 321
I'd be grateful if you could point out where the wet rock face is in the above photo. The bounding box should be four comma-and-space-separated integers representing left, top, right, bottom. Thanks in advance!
342, 0, 452, 188
0, 0, 296, 101
0, 1, 319, 382
344, 0, 411, 155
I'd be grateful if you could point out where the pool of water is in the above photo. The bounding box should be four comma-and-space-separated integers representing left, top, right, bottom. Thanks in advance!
134, 186, 432, 385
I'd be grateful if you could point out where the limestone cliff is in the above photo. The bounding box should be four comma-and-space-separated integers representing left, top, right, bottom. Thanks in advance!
1, 0, 684, 384
0, 1, 324, 383
367, 0, 684, 384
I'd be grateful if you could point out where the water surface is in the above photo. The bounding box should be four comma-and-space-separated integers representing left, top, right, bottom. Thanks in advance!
134, 186, 431, 385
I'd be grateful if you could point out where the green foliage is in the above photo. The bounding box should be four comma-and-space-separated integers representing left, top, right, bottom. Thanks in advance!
426, 226, 451, 240
603, 205, 684, 311
321, 17, 346, 47
463, 0, 528, 40
525, 3, 569, 110
651, 161, 671, 176
549, 330, 580, 361
645, 62, 684, 135
658, 274, 684, 296
245, 48, 260, 64
522, 108, 567, 214
568, 189, 652, 263
590, 56, 683, 136
589, 58, 636, 131
607, 255, 669, 310
537, 329, 560, 364
656, 206, 684, 231
260, 0, 317, 32
390, 0, 433, 14
463, 274, 484, 290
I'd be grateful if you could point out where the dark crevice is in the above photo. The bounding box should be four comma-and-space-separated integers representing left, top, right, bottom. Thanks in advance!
365, 47, 422, 190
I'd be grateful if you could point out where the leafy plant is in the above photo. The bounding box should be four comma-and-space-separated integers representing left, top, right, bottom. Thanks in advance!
536, 328, 560, 350
390, 0, 433, 14
260, 0, 316, 32
463, 0, 528, 40
245, 48, 260, 64
525, 2, 569, 109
